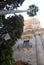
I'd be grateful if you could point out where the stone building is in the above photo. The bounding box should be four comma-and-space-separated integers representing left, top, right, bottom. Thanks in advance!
24, 18, 40, 31
13, 18, 44, 65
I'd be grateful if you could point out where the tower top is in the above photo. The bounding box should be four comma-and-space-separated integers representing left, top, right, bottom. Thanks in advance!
24, 18, 41, 32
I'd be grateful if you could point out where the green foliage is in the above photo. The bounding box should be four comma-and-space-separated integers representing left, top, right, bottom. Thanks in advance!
0, 14, 24, 46
0, 14, 24, 65
27, 4, 39, 17
0, 18, 3, 27
0, 42, 14, 65
0, 1, 24, 65
0, 0, 25, 9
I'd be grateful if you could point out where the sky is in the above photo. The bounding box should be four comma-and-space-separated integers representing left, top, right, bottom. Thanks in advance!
17, 0, 44, 28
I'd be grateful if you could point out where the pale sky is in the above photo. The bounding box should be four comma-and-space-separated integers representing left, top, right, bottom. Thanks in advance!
17, 0, 44, 28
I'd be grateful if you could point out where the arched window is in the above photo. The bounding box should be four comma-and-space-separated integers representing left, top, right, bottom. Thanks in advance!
23, 40, 29, 46
22, 40, 32, 47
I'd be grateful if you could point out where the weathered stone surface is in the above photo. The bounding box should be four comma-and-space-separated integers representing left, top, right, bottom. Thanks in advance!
13, 18, 44, 65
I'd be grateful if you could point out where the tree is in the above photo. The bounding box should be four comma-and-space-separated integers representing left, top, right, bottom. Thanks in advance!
0, 0, 24, 47
0, 0, 25, 9
0, 0, 24, 65
27, 4, 39, 17
0, 14, 24, 46
3, 15, 24, 46
0, 14, 24, 65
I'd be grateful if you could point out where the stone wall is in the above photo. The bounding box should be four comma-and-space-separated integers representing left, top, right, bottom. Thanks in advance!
13, 29, 44, 65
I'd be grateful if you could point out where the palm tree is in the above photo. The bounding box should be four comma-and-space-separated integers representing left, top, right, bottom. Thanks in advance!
27, 4, 39, 17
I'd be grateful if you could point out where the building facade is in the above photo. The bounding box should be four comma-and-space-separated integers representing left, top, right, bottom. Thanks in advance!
13, 18, 44, 65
